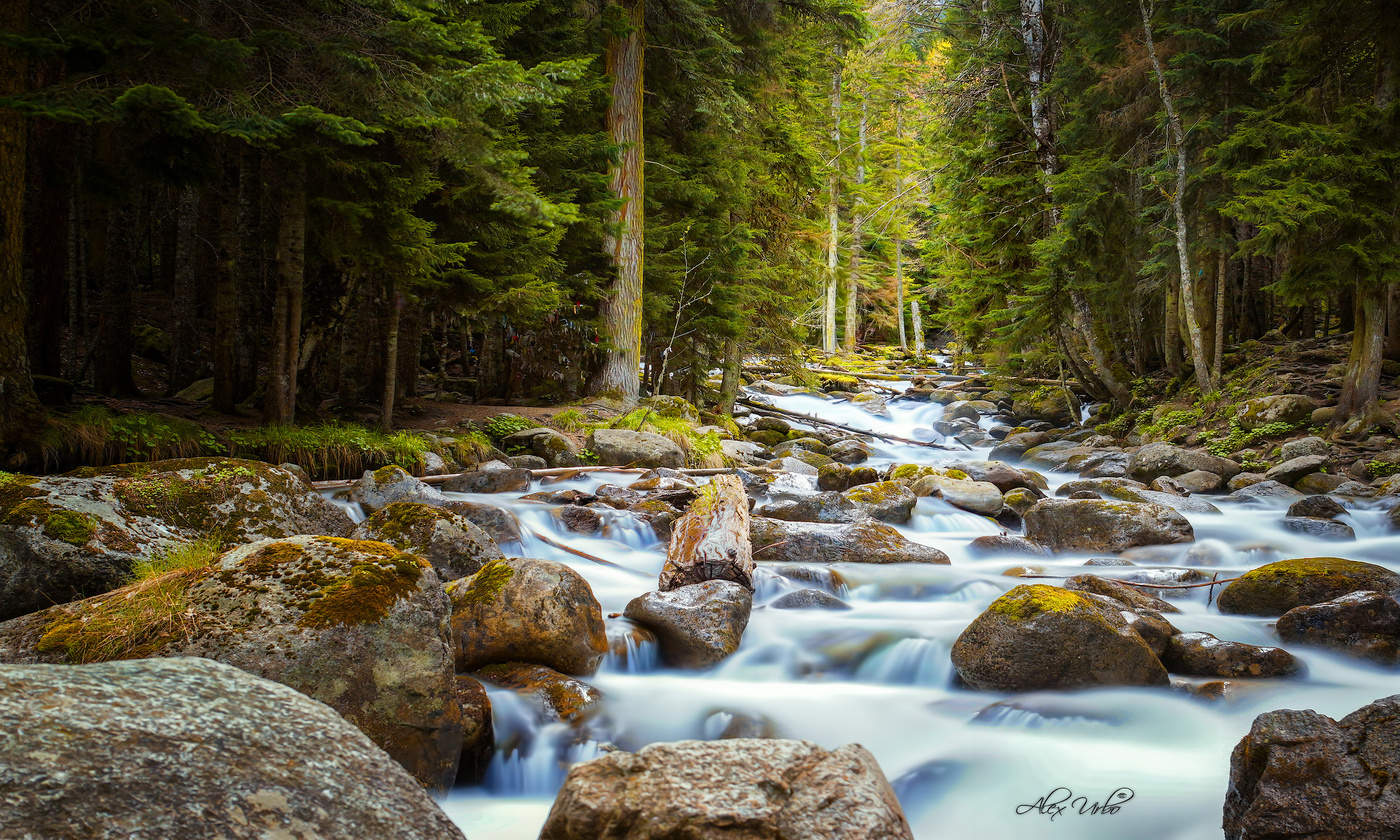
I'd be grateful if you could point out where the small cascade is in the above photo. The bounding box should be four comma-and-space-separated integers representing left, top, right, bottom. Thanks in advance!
482, 688, 605, 796
602, 619, 660, 674
854, 637, 954, 686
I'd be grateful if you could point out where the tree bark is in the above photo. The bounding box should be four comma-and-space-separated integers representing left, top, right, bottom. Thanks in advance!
843, 96, 866, 352
894, 104, 907, 351
264, 162, 305, 424
717, 336, 741, 415
658, 474, 753, 592
0, 0, 43, 455
1335, 282, 1387, 431
1141, 0, 1212, 391
591, 0, 645, 403
1213, 242, 1227, 382
381, 281, 402, 431
823, 50, 843, 355
1164, 279, 1181, 375
911, 298, 924, 353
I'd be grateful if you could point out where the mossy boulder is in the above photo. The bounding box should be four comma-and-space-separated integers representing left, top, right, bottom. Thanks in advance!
448, 556, 607, 676
0, 459, 351, 620
0, 658, 467, 840
842, 481, 917, 524
588, 428, 685, 469
750, 517, 949, 565
951, 584, 1170, 690
1022, 499, 1194, 553
1217, 558, 1400, 616
475, 662, 602, 724
0, 535, 461, 789
351, 465, 447, 513
501, 427, 581, 468
624, 580, 752, 668
351, 501, 503, 582
1009, 387, 1076, 426
1236, 394, 1316, 430
640, 394, 701, 423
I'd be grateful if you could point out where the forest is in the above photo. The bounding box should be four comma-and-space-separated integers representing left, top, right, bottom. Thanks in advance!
2, 2, 1400, 839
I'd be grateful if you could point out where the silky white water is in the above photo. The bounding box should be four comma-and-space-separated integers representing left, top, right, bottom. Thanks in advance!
361, 378, 1400, 840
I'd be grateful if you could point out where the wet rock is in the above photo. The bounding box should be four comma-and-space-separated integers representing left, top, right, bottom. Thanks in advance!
1068, 490, 1101, 500
1223, 694, 1400, 840
1063, 574, 1180, 614
753, 416, 791, 433
912, 475, 1003, 515
539, 738, 913, 840
1296, 472, 1349, 494
720, 438, 768, 465
475, 662, 602, 723
705, 710, 778, 739
950, 584, 1169, 691
624, 580, 753, 668
1287, 496, 1347, 519
1022, 499, 1194, 553
967, 535, 1050, 559
1226, 480, 1305, 503
1056, 476, 1147, 498
0, 658, 466, 840
444, 499, 524, 546
770, 588, 851, 610
350, 501, 503, 582
1281, 516, 1356, 541
1020, 442, 1088, 471
0, 459, 351, 619
829, 439, 872, 464
774, 437, 830, 457
766, 455, 821, 476
502, 427, 581, 467
1217, 557, 1400, 616
449, 556, 608, 676
1084, 557, 1135, 566
443, 467, 532, 494
756, 491, 863, 524
1265, 455, 1332, 486
843, 481, 918, 524
751, 517, 949, 565
1281, 436, 1331, 461
557, 505, 604, 534
510, 454, 549, 470
587, 428, 686, 469
1235, 393, 1316, 429
0, 535, 462, 789
1149, 476, 1189, 495
1161, 632, 1298, 678
454, 674, 495, 784
1001, 487, 1040, 516
1127, 443, 1241, 482
278, 462, 313, 486
1276, 591, 1400, 665
948, 460, 1047, 492
352, 464, 447, 512
1079, 451, 1131, 478
1177, 470, 1224, 493
1228, 472, 1268, 491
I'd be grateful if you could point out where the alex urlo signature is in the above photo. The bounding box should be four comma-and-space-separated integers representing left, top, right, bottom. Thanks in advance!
1016, 786, 1135, 820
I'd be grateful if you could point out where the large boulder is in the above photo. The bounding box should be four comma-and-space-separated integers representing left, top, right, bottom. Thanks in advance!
911, 474, 1004, 515
1161, 632, 1299, 678
1265, 455, 1332, 486
0, 658, 466, 840
1275, 591, 1400, 665
588, 428, 686, 468
351, 501, 503, 582
0, 535, 461, 788
750, 518, 949, 565
1127, 443, 1241, 482
351, 464, 447, 512
1236, 394, 1316, 430
1217, 557, 1400, 616
842, 481, 917, 524
950, 584, 1169, 691
539, 738, 913, 840
502, 427, 581, 468
1224, 695, 1400, 840
442, 467, 533, 494
1022, 499, 1194, 552
756, 491, 864, 524
0, 459, 351, 620
448, 556, 607, 676
624, 580, 752, 668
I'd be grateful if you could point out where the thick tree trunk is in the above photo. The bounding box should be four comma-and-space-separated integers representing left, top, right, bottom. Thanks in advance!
1140, 0, 1212, 392
1335, 282, 1387, 433
910, 298, 924, 353
1164, 280, 1181, 376
1213, 244, 1227, 382
823, 52, 843, 355
381, 282, 402, 430
398, 300, 422, 401
717, 336, 741, 415
0, 0, 43, 455
212, 153, 241, 414
843, 97, 866, 352
591, 0, 645, 403
264, 163, 305, 424
659, 474, 753, 592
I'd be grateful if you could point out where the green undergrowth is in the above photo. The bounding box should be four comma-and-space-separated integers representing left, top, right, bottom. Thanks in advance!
130, 536, 224, 582
603, 407, 727, 468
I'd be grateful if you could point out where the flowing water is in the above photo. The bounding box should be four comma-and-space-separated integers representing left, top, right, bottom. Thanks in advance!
347, 373, 1399, 839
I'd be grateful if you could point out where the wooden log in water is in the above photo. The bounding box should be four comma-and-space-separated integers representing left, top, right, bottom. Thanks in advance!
738, 398, 966, 451
659, 474, 754, 592
311, 464, 770, 492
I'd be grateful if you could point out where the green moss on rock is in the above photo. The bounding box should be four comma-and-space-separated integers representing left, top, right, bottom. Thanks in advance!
300, 551, 427, 629
454, 559, 515, 607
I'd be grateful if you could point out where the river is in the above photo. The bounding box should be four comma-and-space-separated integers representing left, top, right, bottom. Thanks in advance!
340, 371, 1400, 839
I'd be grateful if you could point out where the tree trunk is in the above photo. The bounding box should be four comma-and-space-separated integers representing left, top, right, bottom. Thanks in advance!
1335, 282, 1387, 432
381, 282, 402, 431
591, 0, 645, 403
25, 119, 69, 379
911, 298, 924, 353
212, 152, 241, 413
264, 162, 306, 424
398, 299, 422, 400
1164, 280, 1181, 376
1140, 0, 1212, 392
659, 474, 753, 592
843, 96, 866, 352
894, 104, 907, 351
0, 0, 43, 455
717, 336, 741, 415
823, 51, 843, 355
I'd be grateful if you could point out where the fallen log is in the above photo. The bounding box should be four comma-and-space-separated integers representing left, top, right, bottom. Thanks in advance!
738, 398, 967, 451
311, 464, 772, 492
659, 474, 754, 591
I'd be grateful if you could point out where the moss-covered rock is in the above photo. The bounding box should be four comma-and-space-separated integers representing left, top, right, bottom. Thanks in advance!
1275, 591, 1400, 665
351, 465, 447, 513
1236, 394, 1316, 430
0, 535, 461, 789
950, 584, 1169, 691
1023, 498, 1194, 553
842, 481, 917, 524
351, 501, 503, 582
448, 556, 607, 676
1217, 558, 1400, 616
0, 459, 352, 620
